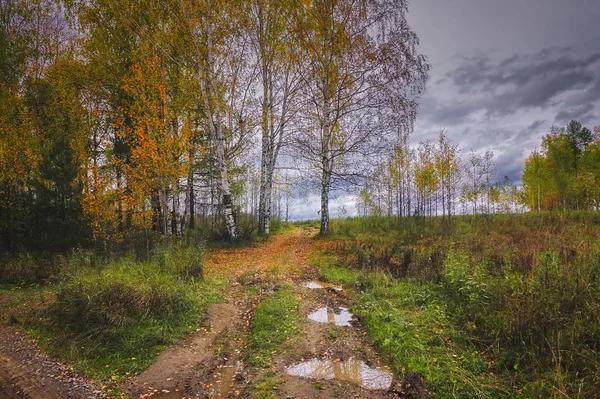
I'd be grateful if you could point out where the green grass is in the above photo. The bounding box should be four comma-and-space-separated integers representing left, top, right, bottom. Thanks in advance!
309, 252, 360, 286
254, 371, 286, 399
7, 245, 225, 397
317, 214, 600, 398
28, 274, 224, 382
245, 288, 301, 368
356, 272, 511, 398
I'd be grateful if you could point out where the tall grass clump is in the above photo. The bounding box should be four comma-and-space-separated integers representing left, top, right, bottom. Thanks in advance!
441, 248, 600, 397
37, 243, 209, 380
357, 272, 510, 398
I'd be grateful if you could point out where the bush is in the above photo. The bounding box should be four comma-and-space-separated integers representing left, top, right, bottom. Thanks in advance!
52, 263, 198, 334
38, 243, 207, 379
152, 241, 204, 280
0, 251, 60, 284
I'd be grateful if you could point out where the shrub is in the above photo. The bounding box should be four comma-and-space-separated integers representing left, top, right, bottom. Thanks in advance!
153, 242, 204, 280
0, 251, 60, 284
50, 261, 200, 336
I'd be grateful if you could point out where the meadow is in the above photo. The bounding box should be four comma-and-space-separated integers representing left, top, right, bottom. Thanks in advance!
313, 213, 600, 397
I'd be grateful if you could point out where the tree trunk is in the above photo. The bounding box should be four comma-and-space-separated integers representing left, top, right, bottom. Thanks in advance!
159, 188, 169, 240
199, 72, 237, 240
320, 166, 332, 235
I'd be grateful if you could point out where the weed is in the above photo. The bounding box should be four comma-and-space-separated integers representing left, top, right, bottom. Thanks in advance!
255, 371, 285, 399
245, 289, 301, 368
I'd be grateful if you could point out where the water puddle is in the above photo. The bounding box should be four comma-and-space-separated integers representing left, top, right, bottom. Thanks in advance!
285, 358, 393, 390
144, 390, 185, 399
205, 364, 237, 398
304, 281, 343, 291
307, 307, 353, 326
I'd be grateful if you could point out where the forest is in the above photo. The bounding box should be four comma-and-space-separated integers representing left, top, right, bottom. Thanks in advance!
0, 0, 428, 252
1, 0, 600, 398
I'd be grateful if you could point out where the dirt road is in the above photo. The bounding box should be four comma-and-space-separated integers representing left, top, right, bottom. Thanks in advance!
1, 228, 399, 398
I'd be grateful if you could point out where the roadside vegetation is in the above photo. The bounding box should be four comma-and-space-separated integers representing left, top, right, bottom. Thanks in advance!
245, 287, 302, 368
0, 238, 226, 395
313, 213, 600, 398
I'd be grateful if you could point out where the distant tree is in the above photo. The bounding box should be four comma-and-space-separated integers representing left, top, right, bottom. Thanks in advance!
434, 130, 461, 219
521, 121, 597, 211
464, 149, 483, 214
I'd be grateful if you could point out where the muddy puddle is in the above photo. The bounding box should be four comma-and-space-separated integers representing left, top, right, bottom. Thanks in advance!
307, 307, 353, 326
304, 281, 343, 291
205, 365, 237, 398
144, 390, 185, 399
285, 358, 393, 390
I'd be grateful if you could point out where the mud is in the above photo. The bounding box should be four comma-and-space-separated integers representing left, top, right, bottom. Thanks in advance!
205, 364, 238, 398
0, 326, 104, 399
127, 302, 242, 397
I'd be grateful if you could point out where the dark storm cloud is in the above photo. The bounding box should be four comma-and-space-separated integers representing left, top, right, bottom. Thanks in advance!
554, 103, 595, 125
444, 48, 600, 116
526, 120, 546, 132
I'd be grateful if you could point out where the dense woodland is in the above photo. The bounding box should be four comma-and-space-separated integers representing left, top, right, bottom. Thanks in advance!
0, 0, 428, 252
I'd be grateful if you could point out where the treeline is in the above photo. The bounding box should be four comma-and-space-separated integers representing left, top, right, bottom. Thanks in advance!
358, 130, 524, 218
359, 120, 600, 218
523, 120, 600, 211
0, 0, 428, 251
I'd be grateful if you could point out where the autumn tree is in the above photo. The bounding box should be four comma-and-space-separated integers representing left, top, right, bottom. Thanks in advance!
174, 0, 257, 240
292, 0, 428, 234
0, 0, 75, 250
522, 121, 598, 211
414, 140, 438, 216
434, 131, 461, 219
248, 0, 303, 235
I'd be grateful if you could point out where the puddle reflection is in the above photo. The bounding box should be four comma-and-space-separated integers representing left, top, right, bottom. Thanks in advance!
307, 307, 353, 326
304, 281, 343, 291
285, 358, 393, 390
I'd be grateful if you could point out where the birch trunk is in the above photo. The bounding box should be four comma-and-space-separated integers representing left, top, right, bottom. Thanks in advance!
199, 61, 238, 240
320, 163, 332, 235
319, 94, 333, 235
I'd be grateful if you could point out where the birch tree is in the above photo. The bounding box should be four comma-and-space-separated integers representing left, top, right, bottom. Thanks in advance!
176, 0, 253, 240
292, 0, 428, 234
249, 0, 302, 235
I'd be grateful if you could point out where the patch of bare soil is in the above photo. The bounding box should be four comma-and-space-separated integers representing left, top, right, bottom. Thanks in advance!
0, 326, 104, 399
269, 285, 397, 399
127, 301, 244, 398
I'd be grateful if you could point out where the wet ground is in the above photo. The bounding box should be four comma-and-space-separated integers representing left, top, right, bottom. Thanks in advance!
285, 358, 393, 390
307, 306, 353, 326
303, 281, 343, 291
0, 229, 401, 398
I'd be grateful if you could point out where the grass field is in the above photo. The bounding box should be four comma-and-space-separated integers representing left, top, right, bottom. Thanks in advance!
313, 212, 600, 397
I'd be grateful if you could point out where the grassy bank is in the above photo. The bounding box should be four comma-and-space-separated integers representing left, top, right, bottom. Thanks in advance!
244, 287, 302, 368
313, 213, 600, 398
0, 240, 224, 396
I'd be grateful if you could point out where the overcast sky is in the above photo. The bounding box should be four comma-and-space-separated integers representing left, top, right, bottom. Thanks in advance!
290, 0, 600, 220
408, 0, 600, 183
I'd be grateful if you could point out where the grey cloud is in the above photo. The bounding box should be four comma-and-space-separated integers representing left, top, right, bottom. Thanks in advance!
444, 49, 600, 115
527, 120, 546, 132
554, 103, 595, 124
